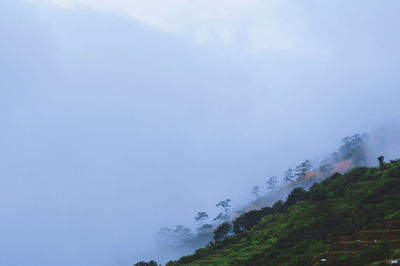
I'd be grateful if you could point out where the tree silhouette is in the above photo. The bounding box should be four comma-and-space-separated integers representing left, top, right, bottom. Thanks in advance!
233, 207, 273, 234
319, 164, 334, 176
284, 187, 309, 208
251, 185, 260, 199
378, 156, 385, 168
214, 199, 231, 221
266, 176, 278, 190
284, 168, 295, 184
340, 134, 366, 166
134, 261, 160, 266
216, 199, 231, 214
194, 212, 209, 226
295, 160, 312, 180
213, 222, 232, 242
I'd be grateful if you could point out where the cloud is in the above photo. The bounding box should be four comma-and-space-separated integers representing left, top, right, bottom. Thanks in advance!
33, 0, 314, 54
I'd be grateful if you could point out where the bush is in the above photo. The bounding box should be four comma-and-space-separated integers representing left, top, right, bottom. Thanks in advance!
360, 240, 391, 263
295, 254, 313, 266
272, 200, 285, 213
213, 222, 232, 242
233, 209, 269, 234
284, 187, 309, 209
310, 183, 328, 201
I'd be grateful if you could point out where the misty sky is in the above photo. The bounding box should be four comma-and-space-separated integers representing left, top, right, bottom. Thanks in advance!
1, 0, 400, 265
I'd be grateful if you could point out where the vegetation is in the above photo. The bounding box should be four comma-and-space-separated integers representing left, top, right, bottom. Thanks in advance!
133, 260, 160, 266
284, 168, 295, 184
294, 160, 312, 181
194, 212, 209, 226
213, 199, 232, 222
266, 176, 278, 190
167, 160, 400, 265
134, 134, 395, 265
213, 222, 232, 243
251, 185, 260, 199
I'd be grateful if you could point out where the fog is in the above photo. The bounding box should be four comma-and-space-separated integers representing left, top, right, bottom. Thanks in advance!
1, 1, 400, 265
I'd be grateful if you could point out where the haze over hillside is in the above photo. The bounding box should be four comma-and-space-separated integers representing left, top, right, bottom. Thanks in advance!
149, 130, 400, 264
167, 159, 400, 265
1, 1, 400, 265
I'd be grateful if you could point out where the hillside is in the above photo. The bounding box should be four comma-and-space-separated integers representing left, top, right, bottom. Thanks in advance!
167, 160, 400, 266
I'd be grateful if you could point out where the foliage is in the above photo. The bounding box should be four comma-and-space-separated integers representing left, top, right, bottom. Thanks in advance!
339, 134, 366, 166
214, 199, 232, 221
213, 222, 232, 242
295, 160, 312, 180
133, 260, 160, 266
251, 185, 260, 198
216, 199, 232, 211
319, 164, 334, 176
284, 187, 309, 209
272, 200, 285, 213
309, 183, 328, 201
194, 211, 208, 225
197, 224, 212, 234
169, 161, 400, 265
233, 207, 273, 234
283, 168, 295, 184
266, 176, 278, 190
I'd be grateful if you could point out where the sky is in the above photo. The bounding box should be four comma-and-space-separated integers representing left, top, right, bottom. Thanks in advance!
1, 0, 400, 265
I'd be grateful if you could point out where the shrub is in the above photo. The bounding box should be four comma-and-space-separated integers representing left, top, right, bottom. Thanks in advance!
233, 209, 269, 234
310, 183, 328, 201
213, 222, 232, 242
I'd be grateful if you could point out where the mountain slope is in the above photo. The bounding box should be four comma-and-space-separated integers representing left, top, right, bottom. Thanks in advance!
167, 160, 400, 265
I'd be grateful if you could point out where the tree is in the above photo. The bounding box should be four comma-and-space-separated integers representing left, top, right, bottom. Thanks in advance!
134, 261, 160, 266
378, 156, 385, 168
284, 168, 295, 184
339, 134, 366, 166
232, 207, 273, 234
251, 185, 260, 199
319, 164, 334, 176
213, 212, 228, 222
213, 222, 232, 242
266, 176, 278, 190
295, 160, 312, 181
216, 199, 231, 214
272, 200, 285, 213
197, 224, 213, 234
214, 199, 231, 221
340, 134, 363, 156
156, 225, 193, 247
309, 183, 328, 201
195, 212, 209, 226
284, 187, 309, 209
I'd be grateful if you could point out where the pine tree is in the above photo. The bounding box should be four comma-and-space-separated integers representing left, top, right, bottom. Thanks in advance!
283, 168, 295, 184
266, 176, 278, 190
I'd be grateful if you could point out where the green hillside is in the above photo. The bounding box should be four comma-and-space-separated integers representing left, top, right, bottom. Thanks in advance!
167, 160, 400, 266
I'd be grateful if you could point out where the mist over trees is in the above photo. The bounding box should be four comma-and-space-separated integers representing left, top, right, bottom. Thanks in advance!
283, 168, 295, 184
266, 176, 278, 190
251, 185, 260, 199
295, 160, 312, 181
167, 158, 400, 265
194, 212, 208, 226
146, 132, 395, 264
134, 260, 160, 266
